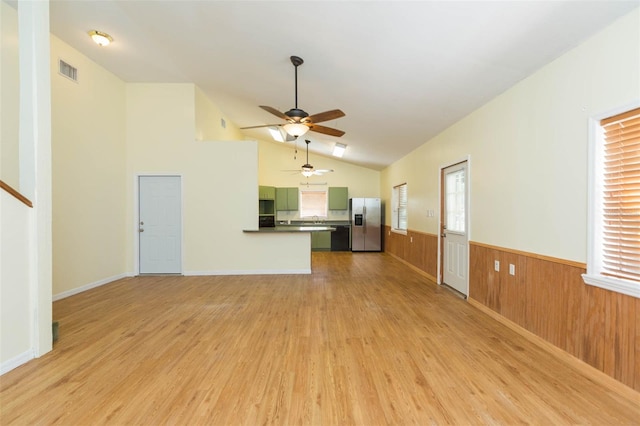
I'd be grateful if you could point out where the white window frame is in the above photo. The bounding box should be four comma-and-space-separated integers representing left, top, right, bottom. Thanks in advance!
391, 183, 407, 234
582, 103, 640, 299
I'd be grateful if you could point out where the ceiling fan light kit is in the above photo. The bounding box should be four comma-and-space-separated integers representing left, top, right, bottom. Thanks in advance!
283, 122, 309, 137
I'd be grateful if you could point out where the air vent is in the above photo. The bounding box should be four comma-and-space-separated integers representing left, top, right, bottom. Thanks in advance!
58, 59, 78, 82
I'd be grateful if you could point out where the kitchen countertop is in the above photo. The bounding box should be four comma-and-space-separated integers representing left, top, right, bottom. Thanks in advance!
276, 221, 351, 227
243, 225, 336, 233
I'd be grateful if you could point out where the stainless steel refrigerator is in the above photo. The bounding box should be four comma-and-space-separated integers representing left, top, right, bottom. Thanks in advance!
349, 198, 382, 252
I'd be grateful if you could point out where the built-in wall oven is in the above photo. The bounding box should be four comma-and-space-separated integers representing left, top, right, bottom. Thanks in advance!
259, 215, 275, 228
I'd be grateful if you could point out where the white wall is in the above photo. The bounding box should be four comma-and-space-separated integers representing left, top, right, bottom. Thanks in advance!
0, 191, 33, 373
1, 0, 53, 374
381, 9, 640, 263
50, 35, 128, 297
126, 83, 311, 274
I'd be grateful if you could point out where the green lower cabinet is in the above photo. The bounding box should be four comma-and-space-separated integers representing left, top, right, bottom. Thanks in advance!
276, 187, 299, 211
328, 187, 348, 210
311, 231, 332, 251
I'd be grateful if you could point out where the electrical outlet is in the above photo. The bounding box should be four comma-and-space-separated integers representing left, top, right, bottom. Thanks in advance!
410, 236, 413, 243
494, 260, 500, 272
509, 264, 515, 275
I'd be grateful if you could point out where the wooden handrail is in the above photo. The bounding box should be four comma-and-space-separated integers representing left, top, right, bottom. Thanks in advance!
0, 180, 33, 208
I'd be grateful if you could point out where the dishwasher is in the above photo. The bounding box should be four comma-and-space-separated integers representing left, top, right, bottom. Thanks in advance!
330, 225, 350, 251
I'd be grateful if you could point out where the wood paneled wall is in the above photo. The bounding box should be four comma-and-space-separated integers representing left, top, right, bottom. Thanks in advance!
469, 242, 639, 391
383, 225, 438, 281
383, 229, 639, 391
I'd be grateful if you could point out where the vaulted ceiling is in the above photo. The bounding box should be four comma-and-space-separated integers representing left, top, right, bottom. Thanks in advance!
43, 0, 638, 170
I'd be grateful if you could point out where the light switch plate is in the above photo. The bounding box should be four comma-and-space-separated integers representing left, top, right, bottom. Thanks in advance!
494, 260, 500, 271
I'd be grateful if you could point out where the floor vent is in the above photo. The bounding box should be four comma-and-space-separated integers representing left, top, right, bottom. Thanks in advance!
59, 59, 78, 82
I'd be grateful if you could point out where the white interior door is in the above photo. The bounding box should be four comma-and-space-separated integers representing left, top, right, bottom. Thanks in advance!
139, 176, 182, 274
442, 162, 468, 295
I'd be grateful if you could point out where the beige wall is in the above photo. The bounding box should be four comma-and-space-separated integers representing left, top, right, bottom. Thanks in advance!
195, 86, 244, 141
125, 83, 311, 274
50, 35, 128, 296
1, 1, 20, 188
381, 9, 640, 263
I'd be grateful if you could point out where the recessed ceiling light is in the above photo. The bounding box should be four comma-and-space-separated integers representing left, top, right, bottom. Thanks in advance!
268, 126, 285, 142
88, 30, 113, 47
333, 143, 346, 158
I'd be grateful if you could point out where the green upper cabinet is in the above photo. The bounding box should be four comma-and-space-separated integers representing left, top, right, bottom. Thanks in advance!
276, 187, 299, 211
259, 185, 276, 200
328, 187, 348, 210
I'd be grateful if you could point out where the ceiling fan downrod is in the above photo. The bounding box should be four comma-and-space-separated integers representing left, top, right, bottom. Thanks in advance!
286, 56, 308, 120
302, 139, 313, 170
291, 56, 303, 109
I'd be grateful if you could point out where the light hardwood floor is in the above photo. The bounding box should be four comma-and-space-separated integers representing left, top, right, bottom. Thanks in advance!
1, 252, 639, 425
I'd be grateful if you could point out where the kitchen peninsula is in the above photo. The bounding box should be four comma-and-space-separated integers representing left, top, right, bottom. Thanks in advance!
243, 225, 336, 273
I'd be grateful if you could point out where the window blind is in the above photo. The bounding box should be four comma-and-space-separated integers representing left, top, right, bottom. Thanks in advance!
395, 183, 407, 230
600, 107, 640, 282
300, 190, 327, 217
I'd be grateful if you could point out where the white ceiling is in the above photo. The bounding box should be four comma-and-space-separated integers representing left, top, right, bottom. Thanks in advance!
41, 0, 638, 170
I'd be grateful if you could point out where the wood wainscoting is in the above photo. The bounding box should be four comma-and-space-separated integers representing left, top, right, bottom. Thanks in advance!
383, 228, 639, 391
383, 225, 438, 281
469, 241, 639, 392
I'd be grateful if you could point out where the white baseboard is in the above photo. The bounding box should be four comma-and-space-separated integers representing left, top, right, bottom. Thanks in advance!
52, 272, 131, 301
185, 269, 311, 276
1, 349, 34, 375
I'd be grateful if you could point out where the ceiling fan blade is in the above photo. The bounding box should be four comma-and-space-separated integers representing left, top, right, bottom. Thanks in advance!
306, 109, 345, 124
260, 105, 290, 120
314, 169, 334, 174
240, 123, 282, 130
307, 124, 345, 137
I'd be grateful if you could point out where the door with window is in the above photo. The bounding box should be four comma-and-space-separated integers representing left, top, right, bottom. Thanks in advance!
138, 176, 182, 274
442, 161, 468, 295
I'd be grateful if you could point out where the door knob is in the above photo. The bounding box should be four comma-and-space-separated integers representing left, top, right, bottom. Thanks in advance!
139, 228, 144, 232
441, 233, 446, 238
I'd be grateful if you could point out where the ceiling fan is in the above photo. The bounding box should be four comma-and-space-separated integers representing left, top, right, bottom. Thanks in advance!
241, 56, 346, 138
287, 139, 334, 177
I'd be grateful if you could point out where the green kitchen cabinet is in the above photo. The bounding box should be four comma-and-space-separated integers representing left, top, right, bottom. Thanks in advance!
311, 231, 332, 251
259, 185, 276, 200
275, 187, 299, 211
328, 187, 348, 210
